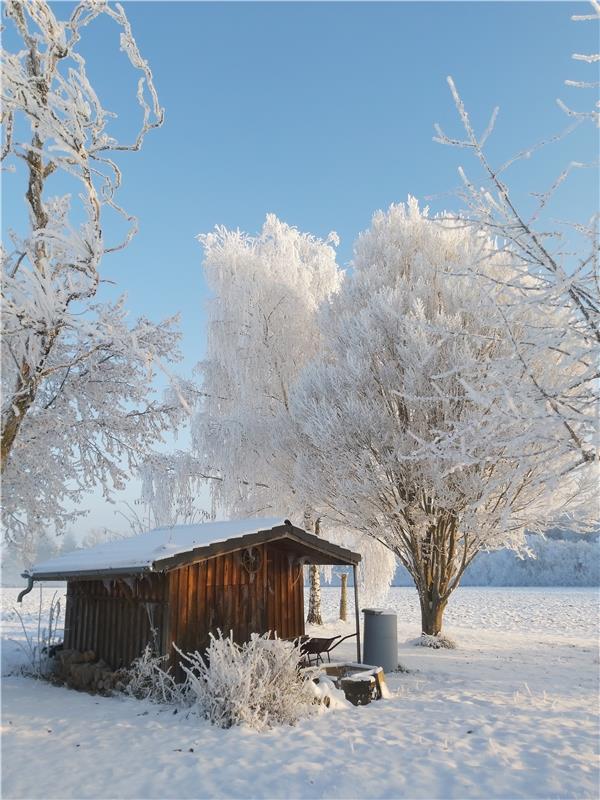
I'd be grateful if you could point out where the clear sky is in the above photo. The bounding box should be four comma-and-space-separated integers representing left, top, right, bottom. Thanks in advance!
4, 1, 598, 535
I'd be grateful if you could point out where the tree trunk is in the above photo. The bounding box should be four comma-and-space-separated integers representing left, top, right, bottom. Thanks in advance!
1, 372, 35, 471
419, 592, 447, 636
1, 328, 61, 473
339, 573, 347, 621
307, 564, 323, 625
304, 513, 323, 626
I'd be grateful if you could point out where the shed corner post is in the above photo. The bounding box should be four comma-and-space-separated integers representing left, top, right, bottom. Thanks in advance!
352, 563, 361, 663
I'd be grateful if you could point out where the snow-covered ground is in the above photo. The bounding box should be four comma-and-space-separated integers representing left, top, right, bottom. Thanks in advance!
2, 586, 598, 800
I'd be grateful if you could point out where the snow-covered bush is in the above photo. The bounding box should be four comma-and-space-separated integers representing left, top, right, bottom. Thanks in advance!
123, 642, 181, 705
119, 631, 331, 730
177, 632, 319, 730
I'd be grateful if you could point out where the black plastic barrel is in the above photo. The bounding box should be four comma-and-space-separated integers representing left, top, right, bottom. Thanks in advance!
362, 608, 398, 672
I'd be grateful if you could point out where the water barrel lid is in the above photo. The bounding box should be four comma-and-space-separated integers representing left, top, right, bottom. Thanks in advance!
362, 607, 395, 615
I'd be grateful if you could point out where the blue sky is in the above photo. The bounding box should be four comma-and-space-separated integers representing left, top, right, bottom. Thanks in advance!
38, 0, 597, 372
4, 1, 598, 534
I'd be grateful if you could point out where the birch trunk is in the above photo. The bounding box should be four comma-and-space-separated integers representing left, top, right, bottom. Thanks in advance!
307, 564, 323, 625
305, 514, 323, 626
339, 573, 348, 621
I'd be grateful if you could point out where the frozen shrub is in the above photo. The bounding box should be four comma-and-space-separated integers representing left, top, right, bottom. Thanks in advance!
122, 632, 182, 704
11, 588, 62, 678
177, 631, 318, 730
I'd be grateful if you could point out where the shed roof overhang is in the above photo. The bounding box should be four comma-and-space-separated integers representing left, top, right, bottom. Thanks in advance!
23, 523, 361, 582
155, 524, 361, 572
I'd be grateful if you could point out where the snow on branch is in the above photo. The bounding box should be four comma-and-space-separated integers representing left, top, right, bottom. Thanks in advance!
431, 6, 599, 490
1, 1, 184, 555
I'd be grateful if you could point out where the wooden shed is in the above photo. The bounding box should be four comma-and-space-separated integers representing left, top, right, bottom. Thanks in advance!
20, 518, 362, 672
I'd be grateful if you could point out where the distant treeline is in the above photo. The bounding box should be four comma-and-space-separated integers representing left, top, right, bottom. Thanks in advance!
397, 533, 599, 587
323, 531, 599, 588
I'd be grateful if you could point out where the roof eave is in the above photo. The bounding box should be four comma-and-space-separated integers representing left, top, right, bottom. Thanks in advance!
24, 564, 153, 582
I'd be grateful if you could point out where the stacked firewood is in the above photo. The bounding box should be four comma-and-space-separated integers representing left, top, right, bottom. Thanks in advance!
54, 649, 124, 695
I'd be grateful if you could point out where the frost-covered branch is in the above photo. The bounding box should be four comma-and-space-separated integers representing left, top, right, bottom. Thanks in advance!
431, 4, 599, 483
0, 2, 184, 555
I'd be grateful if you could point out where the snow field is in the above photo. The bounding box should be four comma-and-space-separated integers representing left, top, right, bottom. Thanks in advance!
2, 586, 598, 800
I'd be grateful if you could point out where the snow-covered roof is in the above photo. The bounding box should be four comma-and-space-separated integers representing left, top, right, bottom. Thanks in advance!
27, 517, 361, 579
28, 517, 286, 578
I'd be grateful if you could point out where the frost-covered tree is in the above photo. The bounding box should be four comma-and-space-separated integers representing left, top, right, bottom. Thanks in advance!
431, 3, 599, 487
194, 215, 342, 515
81, 526, 127, 549
1, 527, 60, 584
289, 200, 595, 637
140, 216, 343, 622
196, 215, 342, 624
1, 1, 184, 553
137, 454, 210, 530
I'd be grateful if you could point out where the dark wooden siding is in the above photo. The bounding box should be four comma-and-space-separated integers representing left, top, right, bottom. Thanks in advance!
63, 574, 168, 669
168, 545, 267, 662
167, 542, 305, 671
266, 546, 304, 640
63, 542, 306, 675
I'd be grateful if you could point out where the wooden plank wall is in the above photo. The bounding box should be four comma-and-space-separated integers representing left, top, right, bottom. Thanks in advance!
63, 574, 168, 669
266, 547, 305, 641
167, 544, 305, 671
63, 544, 306, 676
168, 545, 267, 661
